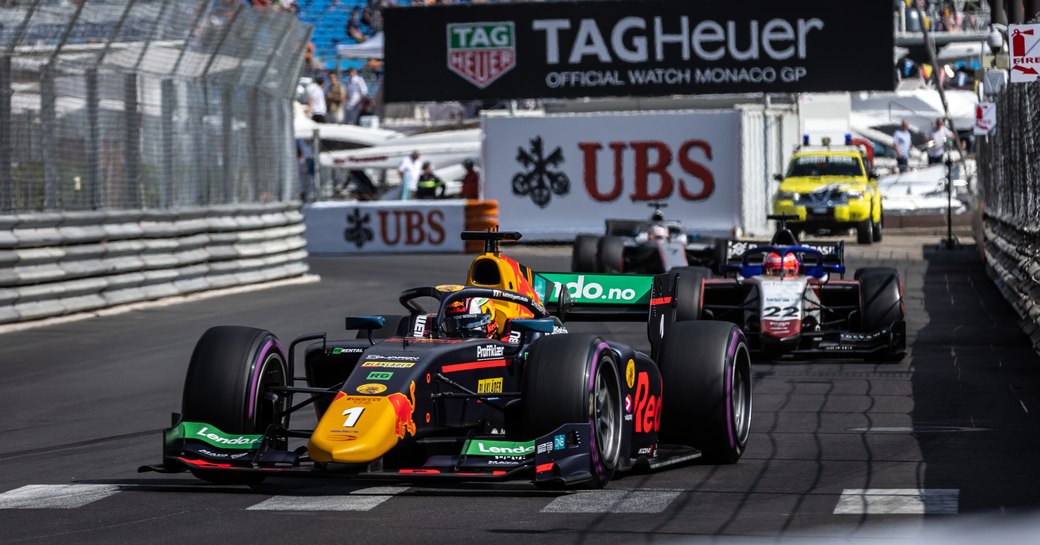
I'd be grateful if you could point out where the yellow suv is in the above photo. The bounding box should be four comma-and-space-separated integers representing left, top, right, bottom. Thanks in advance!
771, 145, 882, 244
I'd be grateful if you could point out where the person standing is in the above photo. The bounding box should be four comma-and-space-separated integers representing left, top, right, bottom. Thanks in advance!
397, 150, 421, 200
325, 72, 346, 124
307, 75, 327, 123
344, 67, 369, 125
415, 162, 446, 199
927, 117, 954, 165
893, 119, 913, 174
460, 159, 480, 199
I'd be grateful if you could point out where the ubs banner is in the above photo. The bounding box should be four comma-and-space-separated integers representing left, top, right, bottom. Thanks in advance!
482, 111, 741, 240
383, 0, 894, 102
304, 201, 466, 254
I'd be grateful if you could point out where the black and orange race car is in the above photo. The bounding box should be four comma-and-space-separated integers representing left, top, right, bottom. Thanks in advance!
140, 231, 752, 488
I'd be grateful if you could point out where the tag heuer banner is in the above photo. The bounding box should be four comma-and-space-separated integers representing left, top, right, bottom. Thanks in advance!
382, 0, 894, 102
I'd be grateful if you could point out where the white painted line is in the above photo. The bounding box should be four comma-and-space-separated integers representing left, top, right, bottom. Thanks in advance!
542, 489, 682, 513
246, 486, 407, 512
834, 489, 959, 515
0, 484, 121, 509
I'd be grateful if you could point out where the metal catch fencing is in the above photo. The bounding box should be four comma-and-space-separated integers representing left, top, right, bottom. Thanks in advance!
0, 0, 312, 213
977, 82, 1040, 354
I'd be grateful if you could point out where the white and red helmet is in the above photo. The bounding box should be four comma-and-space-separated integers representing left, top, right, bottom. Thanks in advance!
764, 252, 799, 276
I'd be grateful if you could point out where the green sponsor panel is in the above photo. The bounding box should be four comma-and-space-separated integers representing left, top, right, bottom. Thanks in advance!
367, 371, 394, 381
536, 273, 653, 305
447, 22, 514, 49
462, 439, 535, 456
177, 422, 262, 450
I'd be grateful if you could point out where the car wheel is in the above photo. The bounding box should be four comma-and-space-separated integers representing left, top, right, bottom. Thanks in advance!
572, 235, 601, 272
856, 219, 873, 244
671, 266, 711, 321
597, 236, 625, 273
182, 326, 288, 484
658, 321, 751, 464
520, 334, 623, 488
858, 269, 906, 362
872, 214, 883, 243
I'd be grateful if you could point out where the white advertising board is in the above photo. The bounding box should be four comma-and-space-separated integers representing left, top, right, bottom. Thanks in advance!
303, 200, 466, 254
482, 111, 741, 240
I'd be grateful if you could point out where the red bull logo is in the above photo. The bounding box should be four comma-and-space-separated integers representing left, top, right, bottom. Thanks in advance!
386, 381, 417, 439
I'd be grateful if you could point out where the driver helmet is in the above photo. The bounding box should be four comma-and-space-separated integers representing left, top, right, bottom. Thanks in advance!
651, 209, 665, 222
764, 252, 799, 276
445, 297, 498, 338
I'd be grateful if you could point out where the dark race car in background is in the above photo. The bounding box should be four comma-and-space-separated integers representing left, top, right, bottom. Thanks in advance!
571, 202, 716, 274
142, 231, 752, 489
678, 216, 907, 361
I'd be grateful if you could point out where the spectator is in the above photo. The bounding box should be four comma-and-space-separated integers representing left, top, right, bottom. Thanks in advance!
296, 138, 314, 202
460, 159, 480, 199
307, 75, 328, 123
344, 67, 369, 125
415, 162, 446, 199
397, 150, 421, 200
927, 117, 954, 165
347, 8, 367, 43
893, 120, 913, 174
325, 72, 346, 123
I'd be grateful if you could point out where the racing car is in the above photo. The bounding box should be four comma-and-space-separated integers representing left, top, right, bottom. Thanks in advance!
141, 230, 753, 489
571, 202, 715, 274
677, 215, 906, 361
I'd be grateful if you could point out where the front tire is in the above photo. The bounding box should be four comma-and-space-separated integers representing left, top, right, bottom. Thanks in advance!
872, 213, 883, 242
181, 326, 288, 484
520, 335, 623, 488
856, 219, 873, 244
858, 270, 906, 361
572, 235, 600, 272
658, 322, 752, 464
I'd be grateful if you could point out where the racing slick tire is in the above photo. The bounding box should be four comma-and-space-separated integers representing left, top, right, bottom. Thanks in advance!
182, 326, 288, 484
355, 314, 408, 340
658, 322, 751, 464
856, 219, 873, 245
572, 235, 601, 272
520, 334, 623, 489
854, 266, 897, 281
672, 266, 712, 321
597, 236, 625, 273
858, 270, 906, 362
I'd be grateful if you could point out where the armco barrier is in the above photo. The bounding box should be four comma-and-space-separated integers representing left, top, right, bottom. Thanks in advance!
982, 215, 1040, 353
0, 203, 309, 325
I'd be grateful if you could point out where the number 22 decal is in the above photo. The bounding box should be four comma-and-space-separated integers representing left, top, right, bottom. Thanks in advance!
763, 306, 798, 318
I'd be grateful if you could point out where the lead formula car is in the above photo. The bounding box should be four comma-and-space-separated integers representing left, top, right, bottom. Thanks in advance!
141, 231, 752, 488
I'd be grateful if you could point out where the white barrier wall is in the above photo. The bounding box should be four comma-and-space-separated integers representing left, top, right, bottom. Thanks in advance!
304, 200, 466, 254
483, 110, 741, 240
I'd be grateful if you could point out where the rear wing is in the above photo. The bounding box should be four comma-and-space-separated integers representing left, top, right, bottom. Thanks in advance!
533, 272, 654, 322
721, 239, 845, 268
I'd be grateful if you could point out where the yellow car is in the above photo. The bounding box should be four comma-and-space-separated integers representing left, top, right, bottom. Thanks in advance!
771, 146, 882, 244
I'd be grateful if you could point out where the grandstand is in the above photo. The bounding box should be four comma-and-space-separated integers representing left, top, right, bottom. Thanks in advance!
295, 0, 378, 70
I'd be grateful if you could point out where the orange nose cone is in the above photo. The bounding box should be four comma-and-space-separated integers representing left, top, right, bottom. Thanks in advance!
307, 382, 417, 464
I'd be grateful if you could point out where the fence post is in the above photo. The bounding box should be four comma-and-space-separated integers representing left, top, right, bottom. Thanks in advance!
221, 84, 234, 204
160, 78, 175, 209
40, 67, 58, 211
0, 54, 11, 212
124, 72, 141, 209
85, 68, 101, 210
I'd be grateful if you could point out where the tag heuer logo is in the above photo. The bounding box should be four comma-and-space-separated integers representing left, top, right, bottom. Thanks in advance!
447, 22, 515, 88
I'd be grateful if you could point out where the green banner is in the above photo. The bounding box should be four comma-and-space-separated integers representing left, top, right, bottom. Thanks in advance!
177, 422, 262, 450
535, 273, 653, 305
462, 439, 534, 456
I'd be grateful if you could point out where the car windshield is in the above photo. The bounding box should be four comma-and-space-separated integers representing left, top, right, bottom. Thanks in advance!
786, 155, 864, 178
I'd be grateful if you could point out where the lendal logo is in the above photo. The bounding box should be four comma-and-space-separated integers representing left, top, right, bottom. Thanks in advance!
344, 208, 373, 248
512, 136, 570, 208
447, 22, 516, 88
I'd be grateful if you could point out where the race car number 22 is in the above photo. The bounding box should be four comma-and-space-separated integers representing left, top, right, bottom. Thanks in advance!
763, 306, 798, 318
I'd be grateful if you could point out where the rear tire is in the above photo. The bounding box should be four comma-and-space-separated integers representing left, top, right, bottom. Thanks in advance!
572, 235, 600, 272
182, 326, 288, 484
872, 214, 883, 242
671, 266, 711, 321
597, 236, 625, 273
856, 219, 873, 244
520, 335, 623, 488
858, 270, 906, 361
658, 322, 751, 464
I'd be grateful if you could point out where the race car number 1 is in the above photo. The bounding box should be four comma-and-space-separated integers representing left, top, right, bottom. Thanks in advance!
342, 407, 364, 427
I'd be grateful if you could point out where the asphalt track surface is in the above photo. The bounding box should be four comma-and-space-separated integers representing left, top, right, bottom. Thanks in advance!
3, 234, 1040, 544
